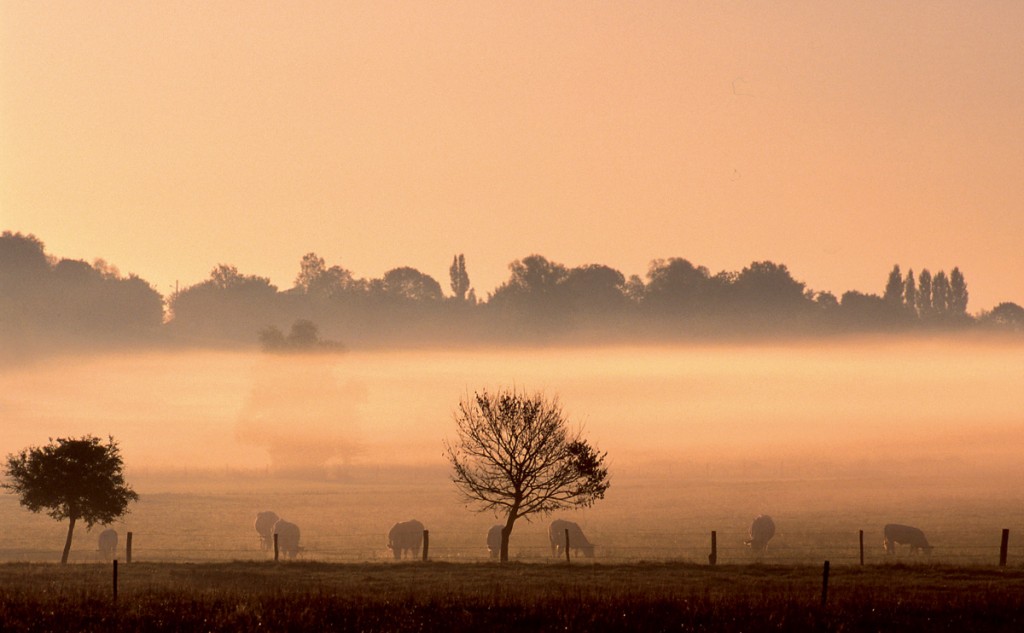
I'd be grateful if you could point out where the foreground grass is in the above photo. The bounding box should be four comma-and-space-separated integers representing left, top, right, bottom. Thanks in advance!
2, 561, 1023, 631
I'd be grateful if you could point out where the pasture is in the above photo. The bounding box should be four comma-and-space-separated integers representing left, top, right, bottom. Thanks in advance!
2, 464, 1023, 566
2, 561, 1024, 631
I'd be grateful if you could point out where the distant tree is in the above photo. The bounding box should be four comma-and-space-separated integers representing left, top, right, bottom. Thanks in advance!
903, 269, 917, 316
293, 252, 357, 298
0, 231, 51, 277
444, 388, 609, 563
497, 255, 568, 297
949, 267, 969, 316
381, 267, 443, 302
259, 320, 343, 353
449, 254, 471, 301
559, 264, 629, 316
729, 261, 810, 325
168, 265, 281, 342
642, 258, 714, 312
838, 291, 898, 329
932, 271, 950, 317
3, 436, 138, 564
814, 291, 839, 310
258, 325, 288, 350
916, 269, 933, 319
623, 274, 645, 303
981, 302, 1024, 330
884, 264, 903, 307
295, 253, 327, 292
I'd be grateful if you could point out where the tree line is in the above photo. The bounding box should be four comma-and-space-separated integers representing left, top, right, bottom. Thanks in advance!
2, 231, 1022, 355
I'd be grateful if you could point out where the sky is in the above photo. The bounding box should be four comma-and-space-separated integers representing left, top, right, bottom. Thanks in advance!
2, 1, 1021, 310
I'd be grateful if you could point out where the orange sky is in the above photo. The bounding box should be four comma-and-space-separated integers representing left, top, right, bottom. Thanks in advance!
2, 1, 1021, 309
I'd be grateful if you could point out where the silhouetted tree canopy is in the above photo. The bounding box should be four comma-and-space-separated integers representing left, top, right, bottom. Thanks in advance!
2, 230, 1019, 353
381, 267, 443, 302
3, 435, 138, 564
259, 319, 345, 353
0, 232, 163, 350
444, 388, 609, 562
449, 254, 471, 302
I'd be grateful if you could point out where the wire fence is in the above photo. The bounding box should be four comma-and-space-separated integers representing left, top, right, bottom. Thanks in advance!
3, 527, 1021, 566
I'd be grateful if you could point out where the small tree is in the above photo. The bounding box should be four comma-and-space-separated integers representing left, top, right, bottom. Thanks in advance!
444, 388, 610, 562
3, 435, 138, 564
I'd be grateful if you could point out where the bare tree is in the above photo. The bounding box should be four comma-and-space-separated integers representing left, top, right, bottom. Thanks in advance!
444, 388, 609, 562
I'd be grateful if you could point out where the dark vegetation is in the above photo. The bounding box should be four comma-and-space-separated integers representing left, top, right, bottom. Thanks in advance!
2, 436, 137, 564
445, 389, 610, 562
1, 561, 1022, 632
2, 231, 1022, 357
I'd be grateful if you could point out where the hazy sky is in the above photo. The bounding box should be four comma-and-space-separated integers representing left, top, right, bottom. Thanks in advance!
2, 1, 1021, 309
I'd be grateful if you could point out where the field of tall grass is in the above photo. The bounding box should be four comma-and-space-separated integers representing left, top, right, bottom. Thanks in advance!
2, 560, 1023, 631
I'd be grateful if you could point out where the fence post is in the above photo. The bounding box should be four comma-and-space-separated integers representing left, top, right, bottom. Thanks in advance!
564, 528, 571, 563
999, 529, 1010, 567
859, 530, 864, 566
126, 532, 133, 564
112, 559, 118, 602
708, 530, 717, 566
422, 530, 429, 561
821, 560, 830, 607
274, 533, 279, 562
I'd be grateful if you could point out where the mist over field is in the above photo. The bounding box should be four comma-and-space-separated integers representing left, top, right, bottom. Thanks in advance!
3, 339, 1023, 565
3, 339, 1021, 477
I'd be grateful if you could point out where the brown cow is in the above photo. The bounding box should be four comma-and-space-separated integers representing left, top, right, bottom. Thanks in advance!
884, 524, 933, 554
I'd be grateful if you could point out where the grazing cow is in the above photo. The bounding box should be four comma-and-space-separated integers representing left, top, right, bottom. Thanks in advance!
98, 529, 118, 560
273, 519, 301, 559
388, 520, 425, 560
745, 515, 776, 553
255, 511, 280, 551
487, 525, 504, 560
549, 520, 595, 558
884, 524, 933, 555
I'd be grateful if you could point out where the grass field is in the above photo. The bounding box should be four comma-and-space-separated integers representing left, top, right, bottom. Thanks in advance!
2, 560, 1023, 631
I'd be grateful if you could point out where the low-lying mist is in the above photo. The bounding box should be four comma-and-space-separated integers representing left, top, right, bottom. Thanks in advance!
2, 337, 1021, 488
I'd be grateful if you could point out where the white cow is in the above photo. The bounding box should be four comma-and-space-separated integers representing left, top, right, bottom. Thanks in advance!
273, 519, 301, 559
884, 524, 933, 555
549, 520, 595, 558
255, 511, 280, 551
487, 525, 504, 560
98, 528, 118, 560
745, 515, 776, 553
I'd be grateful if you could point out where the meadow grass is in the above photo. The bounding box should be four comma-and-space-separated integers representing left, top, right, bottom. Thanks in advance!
2, 561, 1023, 631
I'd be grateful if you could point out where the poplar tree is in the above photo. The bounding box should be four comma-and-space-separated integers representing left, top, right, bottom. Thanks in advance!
884, 264, 904, 307
950, 267, 969, 315
916, 269, 933, 319
449, 254, 471, 301
932, 271, 950, 317
904, 269, 917, 316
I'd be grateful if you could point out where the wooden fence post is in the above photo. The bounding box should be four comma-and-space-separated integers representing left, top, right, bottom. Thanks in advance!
112, 559, 118, 602
821, 560, 830, 607
126, 532, 133, 564
859, 530, 864, 566
422, 530, 429, 561
708, 530, 717, 566
564, 529, 571, 563
274, 533, 279, 562
999, 529, 1009, 567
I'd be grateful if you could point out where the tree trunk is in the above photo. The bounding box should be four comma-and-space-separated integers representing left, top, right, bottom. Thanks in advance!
61, 515, 77, 564
500, 513, 517, 563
